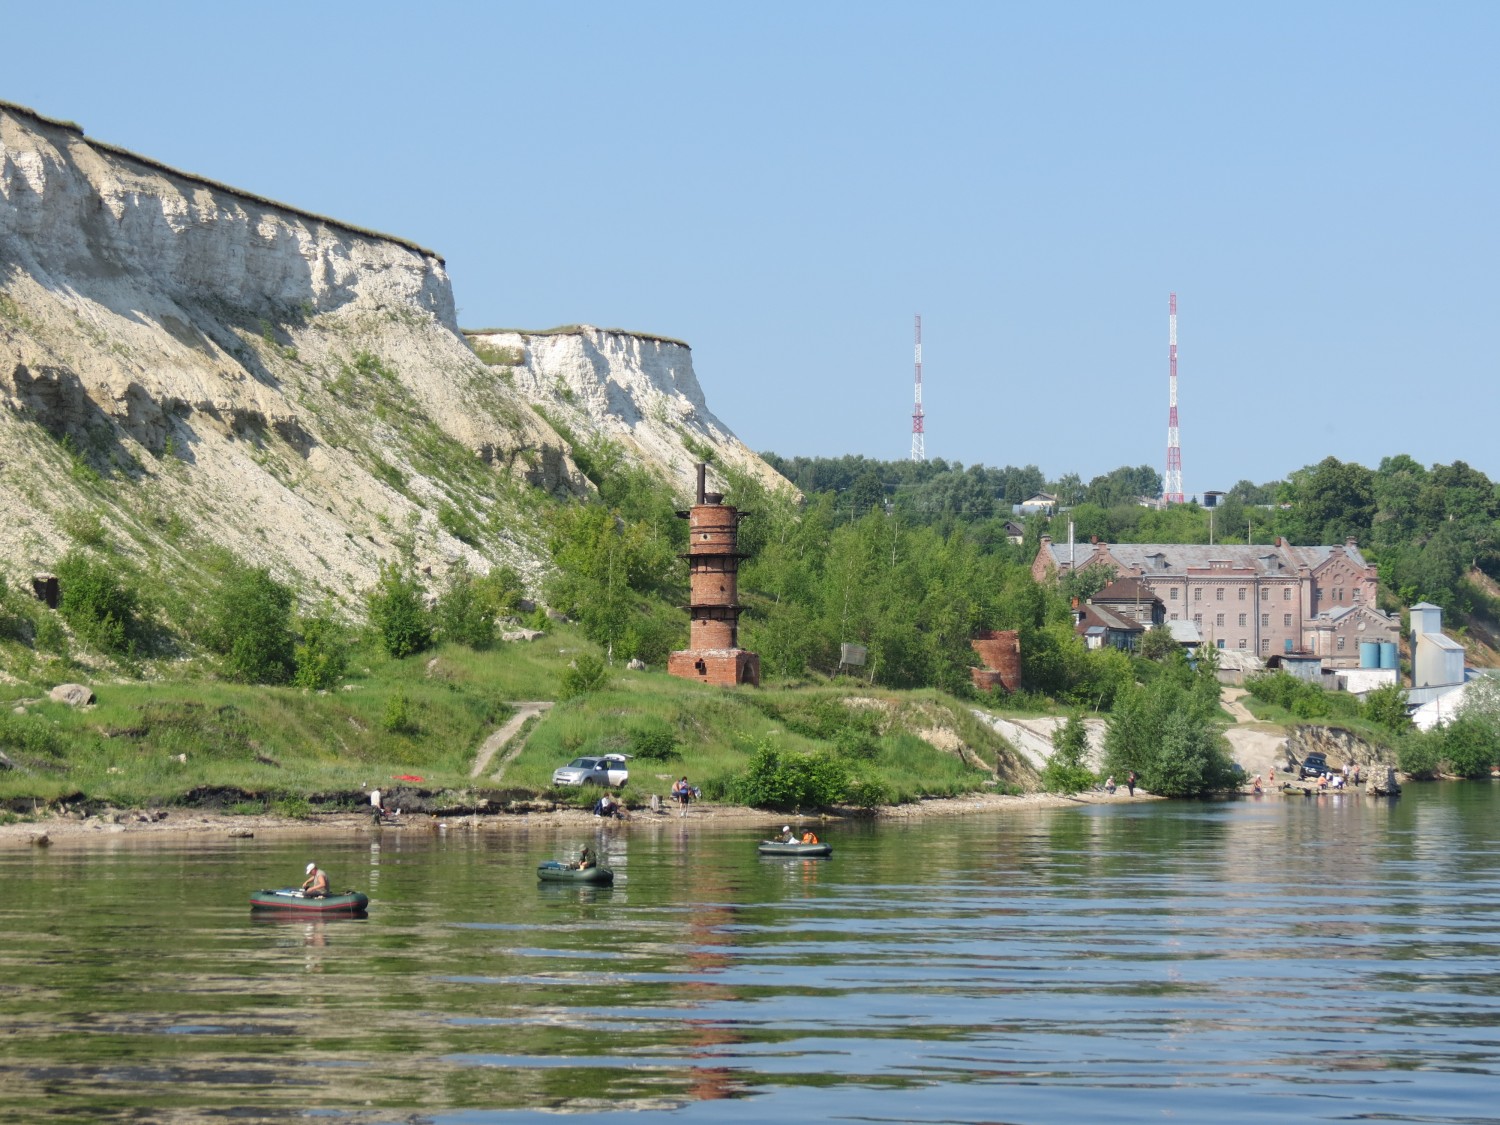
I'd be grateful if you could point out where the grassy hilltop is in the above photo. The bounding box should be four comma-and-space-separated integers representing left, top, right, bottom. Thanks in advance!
0, 622, 1033, 817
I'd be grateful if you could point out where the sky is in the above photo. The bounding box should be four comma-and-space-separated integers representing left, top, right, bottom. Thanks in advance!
5, 2, 1497, 494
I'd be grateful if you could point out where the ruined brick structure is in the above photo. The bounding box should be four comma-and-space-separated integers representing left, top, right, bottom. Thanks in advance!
667, 464, 761, 687
970, 629, 1022, 692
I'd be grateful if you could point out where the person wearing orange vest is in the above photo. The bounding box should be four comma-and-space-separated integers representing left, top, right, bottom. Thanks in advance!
800, 831, 819, 844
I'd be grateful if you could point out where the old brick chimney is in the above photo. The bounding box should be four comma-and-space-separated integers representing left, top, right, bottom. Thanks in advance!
666, 463, 761, 687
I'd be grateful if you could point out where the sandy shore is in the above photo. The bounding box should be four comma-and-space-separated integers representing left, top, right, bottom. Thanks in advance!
0, 789, 1161, 847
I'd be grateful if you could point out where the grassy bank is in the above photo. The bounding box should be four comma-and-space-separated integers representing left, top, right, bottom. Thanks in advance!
0, 625, 1034, 813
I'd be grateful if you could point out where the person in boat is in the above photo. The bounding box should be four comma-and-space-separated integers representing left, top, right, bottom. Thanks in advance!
571, 846, 596, 870
779, 825, 797, 843
800, 830, 819, 844
301, 862, 330, 898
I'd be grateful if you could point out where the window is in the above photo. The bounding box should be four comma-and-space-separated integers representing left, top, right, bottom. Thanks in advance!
1238, 613, 1246, 627
1216, 588, 1224, 601
1353, 588, 1362, 601
1281, 613, 1290, 626
1170, 613, 1178, 621
1261, 613, 1269, 627
1194, 588, 1202, 601
1283, 587, 1291, 600
1260, 638, 1269, 651
1216, 613, 1224, 627
1170, 588, 1179, 600
1261, 588, 1269, 600
1238, 638, 1248, 649
1238, 588, 1246, 601
1337, 636, 1346, 651
1217, 639, 1225, 649
1194, 614, 1203, 626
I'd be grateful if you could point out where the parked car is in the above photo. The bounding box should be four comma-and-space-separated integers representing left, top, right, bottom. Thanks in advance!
551, 754, 629, 788
1298, 752, 1336, 780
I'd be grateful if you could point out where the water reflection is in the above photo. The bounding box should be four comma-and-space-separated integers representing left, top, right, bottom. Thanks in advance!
0, 788, 1498, 1122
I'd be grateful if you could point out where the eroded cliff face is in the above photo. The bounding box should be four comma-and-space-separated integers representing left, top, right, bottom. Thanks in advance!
0, 102, 580, 606
465, 326, 786, 497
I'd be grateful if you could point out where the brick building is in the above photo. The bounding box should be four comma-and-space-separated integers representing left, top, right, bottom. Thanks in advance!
1033, 535, 1398, 666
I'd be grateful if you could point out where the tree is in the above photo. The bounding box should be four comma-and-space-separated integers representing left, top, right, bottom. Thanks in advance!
1042, 714, 1095, 794
433, 561, 495, 649
1437, 715, 1499, 779
1137, 626, 1179, 662
201, 563, 295, 683
559, 652, 610, 700
366, 562, 432, 658
294, 609, 349, 690
1363, 683, 1412, 734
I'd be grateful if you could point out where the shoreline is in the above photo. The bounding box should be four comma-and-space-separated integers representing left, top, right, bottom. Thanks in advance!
0, 789, 1164, 847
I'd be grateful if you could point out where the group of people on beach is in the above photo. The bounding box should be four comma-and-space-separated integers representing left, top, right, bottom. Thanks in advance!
1102, 771, 1137, 796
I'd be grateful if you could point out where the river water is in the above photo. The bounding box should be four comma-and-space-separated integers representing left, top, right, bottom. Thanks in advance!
2, 785, 1497, 1124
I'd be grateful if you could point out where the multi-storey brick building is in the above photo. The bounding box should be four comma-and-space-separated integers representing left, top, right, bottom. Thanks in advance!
1034, 535, 1399, 666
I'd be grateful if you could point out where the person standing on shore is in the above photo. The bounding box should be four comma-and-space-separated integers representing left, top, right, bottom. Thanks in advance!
672, 777, 692, 817
1126, 771, 1137, 797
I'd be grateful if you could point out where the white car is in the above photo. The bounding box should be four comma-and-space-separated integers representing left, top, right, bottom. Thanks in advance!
551, 754, 629, 788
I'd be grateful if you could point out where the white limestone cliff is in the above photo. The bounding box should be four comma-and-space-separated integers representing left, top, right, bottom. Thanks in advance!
466, 326, 786, 497
0, 101, 783, 615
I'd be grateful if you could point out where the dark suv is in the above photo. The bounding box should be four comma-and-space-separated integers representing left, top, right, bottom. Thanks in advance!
1298, 752, 1336, 780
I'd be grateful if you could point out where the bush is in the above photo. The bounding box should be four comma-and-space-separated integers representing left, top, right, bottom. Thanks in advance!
366, 562, 431, 659
732, 739, 849, 810
1364, 683, 1413, 734
293, 610, 349, 690
433, 561, 494, 649
833, 725, 880, 760
56, 551, 140, 653
1042, 713, 1095, 795
559, 653, 610, 700
201, 563, 295, 684
628, 722, 680, 761
382, 692, 416, 734
1396, 731, 1441, 779
1438, 715, 1500, 779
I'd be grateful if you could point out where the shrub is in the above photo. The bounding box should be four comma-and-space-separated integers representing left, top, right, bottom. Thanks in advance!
1396, 732, 1441, 779
629, 722, 680, 761
382, 692, 416, 734
433, 561, 494, 649
1364, 683, 1413, 734
559, 653, 610, 700
1042, 713, 1095, 795
293, 610, 349, 690
732, 739, 849, 810
201, 563, 295, 684
366, 562, 432, 658
55, 550, 140, 653
833, 725, 880, 761
1438, 715, 1500, 779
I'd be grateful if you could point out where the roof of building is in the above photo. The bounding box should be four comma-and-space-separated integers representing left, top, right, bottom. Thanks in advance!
1091, 577, 1161, 605
1167, 621, 1202, 644
1312, 604, 1399, 626
1074, 603, 1144, 635
1421, 633, 1466, 652
1411, 601, 1442, 610
1041, 538, 1370, 575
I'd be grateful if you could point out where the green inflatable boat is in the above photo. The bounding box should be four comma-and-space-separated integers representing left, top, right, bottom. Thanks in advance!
757, 840, 833, 857
537, 861, 615, 885
250, 888, 370, 915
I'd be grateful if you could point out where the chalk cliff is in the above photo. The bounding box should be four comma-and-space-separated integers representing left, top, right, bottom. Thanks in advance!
0, 101, 780, 614
466, 326, 785, 497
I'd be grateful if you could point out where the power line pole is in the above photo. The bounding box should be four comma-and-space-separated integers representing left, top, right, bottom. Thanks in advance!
1164, 293, 1184, 504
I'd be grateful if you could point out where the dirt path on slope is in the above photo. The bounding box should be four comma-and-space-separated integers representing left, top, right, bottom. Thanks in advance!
470, 702, 554, 780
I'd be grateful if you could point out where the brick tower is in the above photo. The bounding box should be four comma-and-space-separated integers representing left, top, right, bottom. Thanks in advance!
667, 463, 761, 687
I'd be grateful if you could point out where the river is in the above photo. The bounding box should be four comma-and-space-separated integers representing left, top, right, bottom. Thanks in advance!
2, 784, 1497, 1123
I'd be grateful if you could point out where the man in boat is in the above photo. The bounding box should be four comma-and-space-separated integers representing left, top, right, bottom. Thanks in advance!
779, 825, 797, 843
570, 846, 596, 870
301, 862, 330, 898
800, 830, 820, 844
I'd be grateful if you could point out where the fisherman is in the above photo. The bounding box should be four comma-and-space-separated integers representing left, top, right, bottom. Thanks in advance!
800, 830, 820, 844
571, 845, 596, 870
779, 825, 797, 843
300, 862, 330, 898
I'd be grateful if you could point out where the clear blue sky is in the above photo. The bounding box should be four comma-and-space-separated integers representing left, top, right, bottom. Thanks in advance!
6, 2, 1497, 493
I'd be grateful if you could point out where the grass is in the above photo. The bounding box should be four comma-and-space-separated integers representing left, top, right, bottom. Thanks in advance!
0, 623, 1033, 810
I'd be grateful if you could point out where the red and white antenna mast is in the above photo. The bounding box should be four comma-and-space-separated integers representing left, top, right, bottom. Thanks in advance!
910, 314, 925, 461
1164, 293, 1184, 504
